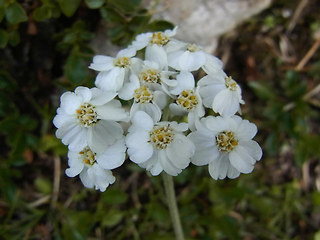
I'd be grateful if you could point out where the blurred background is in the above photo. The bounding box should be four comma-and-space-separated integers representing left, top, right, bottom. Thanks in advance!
0, 0, 320, 239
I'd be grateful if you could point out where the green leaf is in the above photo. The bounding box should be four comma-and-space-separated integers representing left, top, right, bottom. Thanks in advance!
8, 29, 20, 46
248, 81, 275, 100
65, 52, 88, 83
35, 177, 52, 194
33, 5, 52, 21
5, 2, 28, 24
85, 0, 105, 9
107, 0, 141, 13
101, 209, 124, 227
0, 29, 8, 48
146, 20, 175, 32
0, 7, 5, 22
58, 0, 81, 17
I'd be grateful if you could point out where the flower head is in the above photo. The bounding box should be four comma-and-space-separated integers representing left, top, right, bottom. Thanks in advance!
53, 86, 128, 152
126, 111, 195, 176
198, 71, 244, 117
189, 115, 262, 180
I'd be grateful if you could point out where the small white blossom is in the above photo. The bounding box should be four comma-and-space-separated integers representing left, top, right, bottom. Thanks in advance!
126, 111, 195, 176
198, 71, 245, 117
130, 27, 177, 69
189, 115, 262, 180
89, 47, 142, 92
167, 41, 206, 71
119, 60, 176, 100
53, 86, 128, 152
65, 140, 126, 192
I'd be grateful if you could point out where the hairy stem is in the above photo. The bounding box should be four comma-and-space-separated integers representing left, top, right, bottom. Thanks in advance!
162, 172, 185, 240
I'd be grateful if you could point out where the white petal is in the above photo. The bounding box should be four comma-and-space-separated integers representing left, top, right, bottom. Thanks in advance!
169, 103, 187, 116
238, 141, 262, 162
208, 154, 229, 180
205, 116, 230, 134
117, 47, 136, 57
129, 110, 155, 131
170, 71, 195, 95
65, 157, 84, 177
202, 54, 223, 75
88, 120, 123, 152
118, 76, 140, 100
212, 90, 239, 117
96, 100, 129, 122
229, 149, 254, 174
153, 90, 167, 109
159, 150, 181, 176
89, 55, 114, 72
75, 86, 92, 102
79, 169, 94, 188
90, 88, 117, 106
53, 113, 74, 128
60, 92, 82, 114
236, 119, 258, 141
95, 68, 123, 92
227, 165, 240, 179
56, 123, 87, 151
179, 51, 206, 71
189, 131, 218, 166
166, 134, 193, 169
146, 44, 168, 70
126, 132, 153, 163
167, 50, 184, 70
96, 138, 126, 169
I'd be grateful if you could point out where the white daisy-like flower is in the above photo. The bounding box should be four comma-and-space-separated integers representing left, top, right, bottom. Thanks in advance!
168, 70, 204, 130
118, 60, 177, 99
126, 111, 195, 176
167, 41, 206, 72
53, 86, 128, 152
130, 27, 178, 69
198, 71, 245, 117
130, 84, 167, 122
188, 115, 262, 180
89, 47, 142, 92
169, 87, 204, 131
65, 139, 126, 192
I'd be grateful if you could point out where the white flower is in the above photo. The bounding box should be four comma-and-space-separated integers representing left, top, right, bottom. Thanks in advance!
126, 111, 195, 176
130, 27, 177, 69
189, 115, 262, 180
167, 41, 206, 71
53, 86, 128, 152
89, 47, 142, 92
168, 72, 204, 130
198, 71, 245, 117
118, 60, 176, 100
65, 140, 126, 192
169, 87, 204, 131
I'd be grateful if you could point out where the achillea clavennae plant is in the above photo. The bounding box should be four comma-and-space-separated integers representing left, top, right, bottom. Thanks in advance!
53, 26, 262, 239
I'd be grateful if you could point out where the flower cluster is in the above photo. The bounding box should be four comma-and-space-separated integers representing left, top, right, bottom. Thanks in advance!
53, 27, 262, 191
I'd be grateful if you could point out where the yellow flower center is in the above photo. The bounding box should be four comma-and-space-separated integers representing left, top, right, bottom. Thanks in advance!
149, 124, 174, 149
177, 90, 199, 111
216, 131, 238, 152
186, 43, 199, 52
138, 68, 161, 84
225, 76, 238, 91
113, 57, 131, 68
134, 86, 154, 103
149, 32, 170, 46
79, 147, 96, 166
76, 103, 99, 127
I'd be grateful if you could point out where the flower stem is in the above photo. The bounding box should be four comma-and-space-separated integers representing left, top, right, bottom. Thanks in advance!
162, 172, 185, 240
